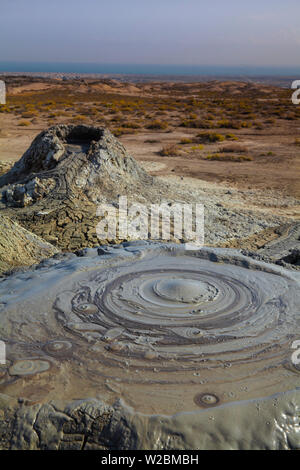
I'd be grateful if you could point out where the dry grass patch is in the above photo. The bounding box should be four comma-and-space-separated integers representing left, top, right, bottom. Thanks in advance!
147, 120, 168, 130
18, 120, 31, 126
113, 127, 137, 137
190, 144, 204, 151
159, 144, 180, 156
197, 132, 226, 143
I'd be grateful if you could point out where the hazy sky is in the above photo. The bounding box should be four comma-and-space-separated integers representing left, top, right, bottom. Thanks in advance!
1, 0, 300, 66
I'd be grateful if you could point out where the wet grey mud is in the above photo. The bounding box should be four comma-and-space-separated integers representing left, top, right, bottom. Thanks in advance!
0, 243, 299, 449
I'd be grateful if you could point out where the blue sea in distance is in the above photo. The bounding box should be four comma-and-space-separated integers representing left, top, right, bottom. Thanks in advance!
0, 61, 300, 77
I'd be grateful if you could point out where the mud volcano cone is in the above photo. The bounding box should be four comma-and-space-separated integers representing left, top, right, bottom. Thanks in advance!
0, 125, 151, 250
0, 243, 299, 449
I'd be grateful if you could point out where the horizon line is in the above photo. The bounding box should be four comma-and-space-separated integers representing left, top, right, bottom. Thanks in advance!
1, 60, 300, 69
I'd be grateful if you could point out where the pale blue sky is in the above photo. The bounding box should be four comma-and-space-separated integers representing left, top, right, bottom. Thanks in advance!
1, 0, 300, 66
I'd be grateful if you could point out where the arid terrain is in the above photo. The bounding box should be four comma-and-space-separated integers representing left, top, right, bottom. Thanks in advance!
0, 75, 299, 259
0, 76, 300, 450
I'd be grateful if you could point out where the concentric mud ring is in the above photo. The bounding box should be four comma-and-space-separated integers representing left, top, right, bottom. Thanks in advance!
0, 243, 299, 414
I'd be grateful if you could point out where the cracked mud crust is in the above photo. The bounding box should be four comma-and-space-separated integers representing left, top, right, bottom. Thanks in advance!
0, 390, 300, 450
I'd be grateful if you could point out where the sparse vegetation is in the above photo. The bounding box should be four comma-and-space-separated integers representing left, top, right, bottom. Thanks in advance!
0, 104, 11, 113
18, 120, 31, 126
197, 132, 226, 143
121, 121, 141, 129
113, 127, 137, 137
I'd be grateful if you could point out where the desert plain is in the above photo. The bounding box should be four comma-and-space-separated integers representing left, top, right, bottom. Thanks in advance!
0, 75, 299, 251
